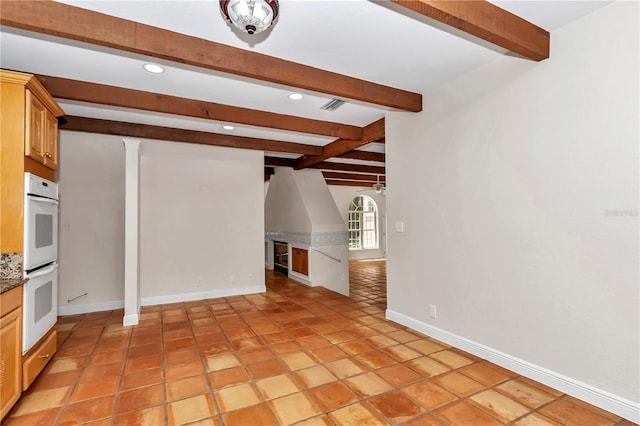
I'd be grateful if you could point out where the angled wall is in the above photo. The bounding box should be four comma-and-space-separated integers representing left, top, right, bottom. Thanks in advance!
265, 168, 349, 295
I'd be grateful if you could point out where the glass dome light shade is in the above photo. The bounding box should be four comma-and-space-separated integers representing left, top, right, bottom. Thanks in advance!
220, 0, 279, 35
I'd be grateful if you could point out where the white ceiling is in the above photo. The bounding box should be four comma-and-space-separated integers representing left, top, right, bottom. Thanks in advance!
0, 0, 609, 164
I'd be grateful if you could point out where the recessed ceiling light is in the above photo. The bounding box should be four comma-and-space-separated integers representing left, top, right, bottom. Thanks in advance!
288, 93, 304, 100
143, 63, 164, 74
223, 125, 235, 130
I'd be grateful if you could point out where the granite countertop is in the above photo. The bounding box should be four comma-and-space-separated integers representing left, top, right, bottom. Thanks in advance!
1, 277, 27, 294
1, 252, 25, 294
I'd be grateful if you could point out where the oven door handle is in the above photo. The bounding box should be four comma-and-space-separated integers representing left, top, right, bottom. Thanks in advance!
27, 194, 59, 205
26, 262, 58, 279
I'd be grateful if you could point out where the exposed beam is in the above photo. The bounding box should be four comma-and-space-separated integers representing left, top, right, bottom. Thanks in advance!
311, 162, 385, 175
0, 1, 422, 112
322, 172, 385, 182
265, 167, 275, 182
389, 0, 549, 61
265, 157, 297, 168
265, 156, 385, 174
337, 151, 385, 162
296, 118, 385, 169
36, 75, 362, 140
325, 180, 384, 188
60, 116, 323, 155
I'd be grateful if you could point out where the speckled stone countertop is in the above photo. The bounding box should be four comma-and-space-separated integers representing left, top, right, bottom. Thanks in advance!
1, 252, 25, 294
0, 278, 26, 294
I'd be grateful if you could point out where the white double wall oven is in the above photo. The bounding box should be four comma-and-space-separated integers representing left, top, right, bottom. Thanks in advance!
23, 173, 58, 354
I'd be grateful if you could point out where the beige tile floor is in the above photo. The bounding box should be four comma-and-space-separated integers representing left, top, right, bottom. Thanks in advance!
4, 260, 636, 425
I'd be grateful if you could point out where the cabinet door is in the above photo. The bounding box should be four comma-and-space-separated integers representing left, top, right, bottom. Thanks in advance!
44, 112, 58, 170
299, 249, 308, 275
0, 307, 22, 420
25, 90, 46, 164
291, 248, 309, 275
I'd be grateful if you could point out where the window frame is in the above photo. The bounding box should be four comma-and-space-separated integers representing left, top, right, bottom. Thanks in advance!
348, 195, 379, 250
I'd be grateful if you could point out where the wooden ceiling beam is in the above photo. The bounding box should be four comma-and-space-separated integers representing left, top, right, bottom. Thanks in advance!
322, 172, 385, 182
296, 118, 385, 169
337, 151, 385, 162
325, 180, 383, 188
265, 157, 297, 168
311, 162, 385, 175
389, 0, 549, 61
265, 156, 385, 174
60, 116, 323, 155
36, 75, 362, 140
0, 1, 422, 112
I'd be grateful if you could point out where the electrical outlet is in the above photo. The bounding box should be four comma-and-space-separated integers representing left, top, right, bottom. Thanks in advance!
248, 273, 254, 281
195, 277, 203, 287
429, 304, 437, 319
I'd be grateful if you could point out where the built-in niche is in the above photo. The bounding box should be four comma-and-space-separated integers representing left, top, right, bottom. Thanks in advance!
273, 241, 288, 275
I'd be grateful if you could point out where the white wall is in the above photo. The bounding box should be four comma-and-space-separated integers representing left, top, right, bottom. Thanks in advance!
387, 0, 639, 414
139, 140, 265, 303
329, 185, 387, 260
57, 131, 125, 313
57, 133, 265, 312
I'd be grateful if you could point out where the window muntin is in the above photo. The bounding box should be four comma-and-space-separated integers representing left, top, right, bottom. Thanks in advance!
348, 195, 378, 249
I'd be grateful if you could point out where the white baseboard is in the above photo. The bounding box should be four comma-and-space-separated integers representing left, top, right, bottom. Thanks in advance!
386, 309, 640, 423
57, 285, 267, 316
58, 300, 124, 316
288, 272, 312, 287
123, 312, 139, 326
140, 285, 266, 306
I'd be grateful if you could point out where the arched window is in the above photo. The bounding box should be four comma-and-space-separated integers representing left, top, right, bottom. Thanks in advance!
348, 195, 378, 250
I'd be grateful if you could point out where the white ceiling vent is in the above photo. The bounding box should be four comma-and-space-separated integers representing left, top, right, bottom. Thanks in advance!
320, 99, 346, 111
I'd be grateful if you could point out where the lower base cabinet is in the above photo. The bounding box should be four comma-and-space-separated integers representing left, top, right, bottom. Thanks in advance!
23, 329, 57, 391
0, 287, 23, 420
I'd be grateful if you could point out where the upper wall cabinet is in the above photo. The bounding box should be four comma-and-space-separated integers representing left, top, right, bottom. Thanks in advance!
24, 81, 63, 170
0, 70, 64, 252
0, 70, 64, 171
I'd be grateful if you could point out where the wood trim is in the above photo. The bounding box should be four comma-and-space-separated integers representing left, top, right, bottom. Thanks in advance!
36, 75, 362, 140
60, 116, 323, 155
0, 1, 422, 112
322, 172, 385, 182
337, 151, 385, 162
390, 0, 549, 61
24, 158, 55, 182
296, 118, 385, 169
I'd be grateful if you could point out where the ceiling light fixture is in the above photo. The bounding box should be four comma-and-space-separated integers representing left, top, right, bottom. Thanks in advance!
220, 0, 279, 35
288, 93, 303, 101
143, 63, 164, 74
223, 125, 235, 130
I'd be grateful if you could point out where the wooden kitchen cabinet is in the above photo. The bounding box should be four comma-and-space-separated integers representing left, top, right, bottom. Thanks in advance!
0, 286, 23, 420
0, 70, 64, 253
23, 329, 56, 391
291, 247, 309, 275
25, 86, 61, 170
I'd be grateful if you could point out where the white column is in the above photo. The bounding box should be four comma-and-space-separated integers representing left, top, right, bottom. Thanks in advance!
123, 139, 141, 326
